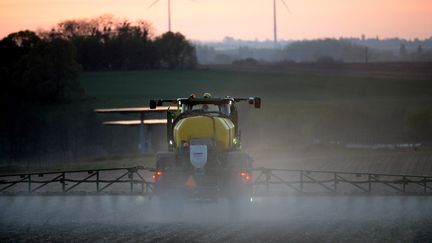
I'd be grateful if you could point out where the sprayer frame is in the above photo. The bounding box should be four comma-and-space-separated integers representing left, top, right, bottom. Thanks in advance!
150, 95, 259, 208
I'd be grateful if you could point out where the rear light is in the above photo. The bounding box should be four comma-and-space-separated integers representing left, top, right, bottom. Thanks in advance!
183, 142, 189, 149
240, 171, 251, 182
153, 170, 163, 181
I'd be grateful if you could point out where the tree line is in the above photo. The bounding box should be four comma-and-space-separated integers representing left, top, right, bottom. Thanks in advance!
0, 30, 83, 103
52, 15, 197, 71
0, 15, 197, 104
0, 15, 197, 165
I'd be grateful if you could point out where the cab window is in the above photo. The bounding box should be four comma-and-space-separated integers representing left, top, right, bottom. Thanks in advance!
191, 104, 220, 112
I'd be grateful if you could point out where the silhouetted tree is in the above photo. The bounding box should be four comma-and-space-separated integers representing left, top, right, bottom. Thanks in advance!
72, 35, 105, 71
12, 37, 82, 101
0, 31, 42, 105
0, 30, 41, 69
155, 32, 197, 68
51, 16, 163, 71
115, 20, 154, 69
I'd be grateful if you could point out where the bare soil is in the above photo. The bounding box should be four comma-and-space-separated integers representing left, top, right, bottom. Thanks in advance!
1, 220, 432, 243
1, 195, 432, 242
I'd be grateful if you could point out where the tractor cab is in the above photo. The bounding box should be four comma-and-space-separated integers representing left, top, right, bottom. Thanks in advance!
178, 93, 232, 115
150, 94, 261, 152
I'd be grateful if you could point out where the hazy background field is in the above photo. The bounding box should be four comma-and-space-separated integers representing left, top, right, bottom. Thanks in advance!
2, 64, 432, 175
82, 66, 432, 143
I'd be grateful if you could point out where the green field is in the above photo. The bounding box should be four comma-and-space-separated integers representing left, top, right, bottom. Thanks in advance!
81, 68, 432, 108
80, 67, 432, 174
81, 67, 432, 145
3, 66, 432, 174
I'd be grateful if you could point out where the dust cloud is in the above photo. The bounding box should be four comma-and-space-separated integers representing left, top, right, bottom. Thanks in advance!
1, 195, 432, 242
1, 195, 432, 224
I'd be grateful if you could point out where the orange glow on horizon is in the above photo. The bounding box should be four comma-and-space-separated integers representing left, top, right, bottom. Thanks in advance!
0, 0, 431, 40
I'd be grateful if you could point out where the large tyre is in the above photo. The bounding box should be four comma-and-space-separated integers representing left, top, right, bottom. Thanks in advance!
155, 152, 184, 219
227, 185, 252, 220
156, 152, 176, 169
224, 152, 253, 217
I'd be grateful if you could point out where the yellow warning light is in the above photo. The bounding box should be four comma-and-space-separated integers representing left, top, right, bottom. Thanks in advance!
203, 93, 212, 98
185, 175, 197, 187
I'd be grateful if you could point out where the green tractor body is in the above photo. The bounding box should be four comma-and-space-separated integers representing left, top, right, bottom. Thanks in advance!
150, 95, 261, 210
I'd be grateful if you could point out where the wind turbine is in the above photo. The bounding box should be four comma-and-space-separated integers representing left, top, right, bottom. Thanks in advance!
147, 0, 172, 32
273, 0, 290, 46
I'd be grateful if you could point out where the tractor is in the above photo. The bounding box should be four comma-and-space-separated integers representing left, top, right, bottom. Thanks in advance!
150, 93, 261, 214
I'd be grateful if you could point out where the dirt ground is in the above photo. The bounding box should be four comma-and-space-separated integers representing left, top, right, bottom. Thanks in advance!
2, 149, 432, 242
1, 220, 432, 243
1, 195, 432, 242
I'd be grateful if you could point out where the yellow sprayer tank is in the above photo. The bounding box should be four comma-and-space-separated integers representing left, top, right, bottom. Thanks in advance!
174, 116, 235, 151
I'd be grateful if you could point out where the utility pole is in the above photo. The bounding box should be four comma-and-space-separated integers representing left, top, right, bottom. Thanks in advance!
365, 47, 368, 63
168, 0, 172, 32
273, 0, 277, 46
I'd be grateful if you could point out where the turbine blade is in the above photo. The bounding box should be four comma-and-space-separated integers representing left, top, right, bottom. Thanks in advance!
147, 0, 160, 10
280, 0, 291, 13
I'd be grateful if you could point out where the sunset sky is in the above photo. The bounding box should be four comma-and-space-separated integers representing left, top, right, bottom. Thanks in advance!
0, 0, 431, 41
